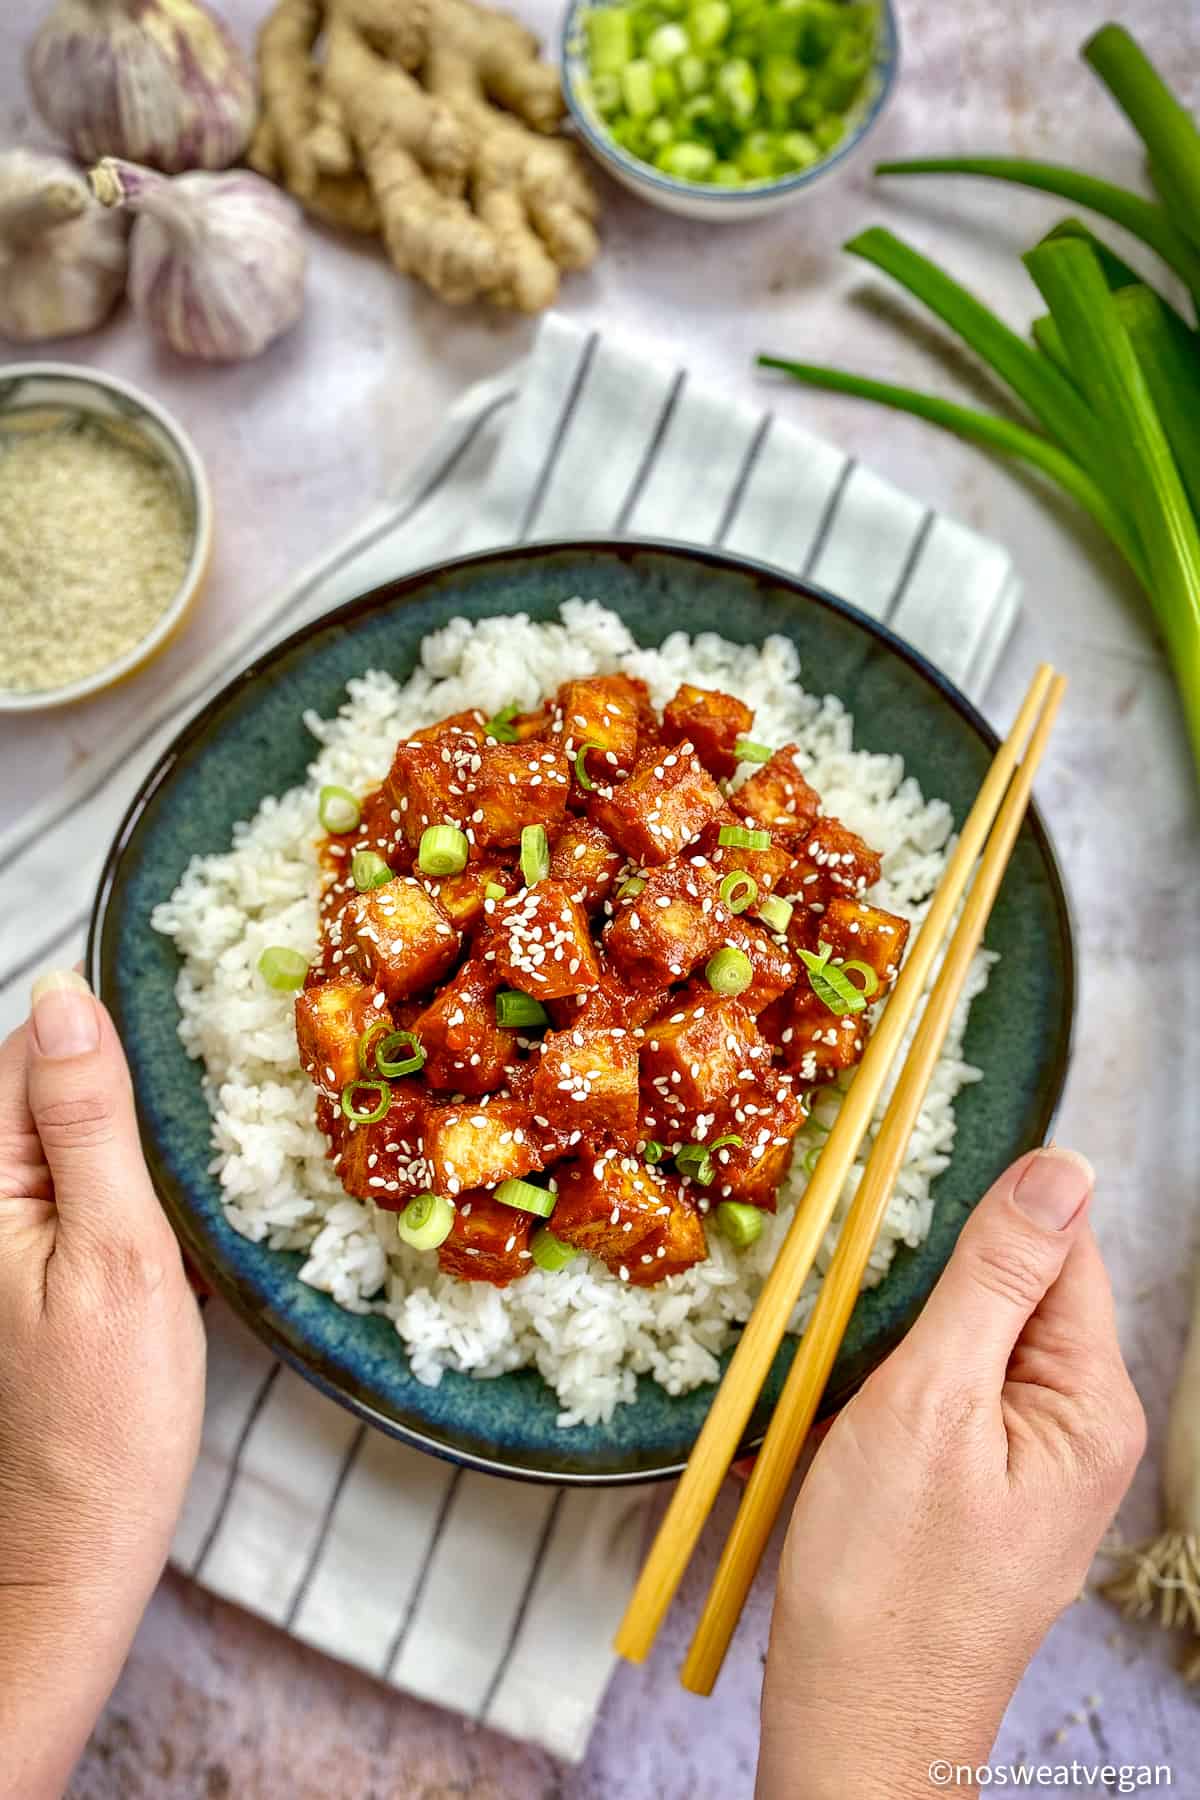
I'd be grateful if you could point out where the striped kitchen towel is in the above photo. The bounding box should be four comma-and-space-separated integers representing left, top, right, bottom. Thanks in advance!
0, 313, 1020, 1763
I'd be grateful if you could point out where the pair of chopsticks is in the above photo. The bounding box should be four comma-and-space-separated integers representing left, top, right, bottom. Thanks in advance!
614, 663, 1066, 1693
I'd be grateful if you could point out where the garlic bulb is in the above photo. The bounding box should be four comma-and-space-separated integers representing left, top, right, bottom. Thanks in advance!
90, 157, 306, 362
27, 0, 255, 174
0, 147, 128, 343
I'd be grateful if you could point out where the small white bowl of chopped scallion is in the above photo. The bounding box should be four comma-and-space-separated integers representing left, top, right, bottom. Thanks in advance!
0, 363, 212, 713
563, 0, 898, 219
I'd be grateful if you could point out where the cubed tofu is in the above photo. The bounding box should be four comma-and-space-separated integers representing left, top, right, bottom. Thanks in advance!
791, 815, 883, 903
707, 1069, 808, 1209
708, 1137, 794, 1212
771, 989, 868, 1083
555, 675, 643, 779
623, 1182, 708, 1284
332, 1082, 431, 1206
640, 994, 770, 1117
713, 917, 798, 1015
384, 734, 479, 849
531, 1025, 639, 1146
662, 683, 754, 780
546, 973, 672, 1035
550, 1151, 679, 1263
411, 959, 518, 1095
438, 1190, 533, 1287
471, 741, 571, 848
604, 857, 728, 990
793, 893, 909, 987
586, 742, 723, 866
343, 877, 461, 1000
423, 1096, 542, 1195
548, 819, 623, 911
730, 745, 821, 837
296, 978, 390, 1093
486, 881, 601, 999
421, 859, 513, 933
695, 808, 796, 894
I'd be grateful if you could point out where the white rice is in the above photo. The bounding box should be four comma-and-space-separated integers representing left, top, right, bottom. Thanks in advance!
153, 601, 992, 1428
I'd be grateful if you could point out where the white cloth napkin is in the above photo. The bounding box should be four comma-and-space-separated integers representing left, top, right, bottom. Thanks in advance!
0, 313, 1020, 1762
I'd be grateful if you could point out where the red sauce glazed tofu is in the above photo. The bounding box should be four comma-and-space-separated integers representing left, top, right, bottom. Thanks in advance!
423, 1096, 543, 1195
603, 857, 729, 990
586, 741, 723, 865
623, 1182, 708, 1283
661, 683, 753, 780
791, 816, 884, 904
471, 740, 572, 848
438, 1191, 533, 1286
296, 978, 390, 1093
548, 818, 623, 911
550, 1151, 681, 1265
729, 745, 821, 837
343, 877, 461, 1000
555, 675, 642, 779
331, 1083, 431, 1206
531, 1025, 639, 1147
487, 881, 601, 999
411, 959, 518, 1095
641, 994, 770, 1118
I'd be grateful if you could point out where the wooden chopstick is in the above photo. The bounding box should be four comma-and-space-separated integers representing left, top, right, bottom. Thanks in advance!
613, 663, 1058, 1667
680, 671, 1068, 1693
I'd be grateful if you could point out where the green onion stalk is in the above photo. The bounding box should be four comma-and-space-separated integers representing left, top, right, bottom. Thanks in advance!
758, 21, 1200, 784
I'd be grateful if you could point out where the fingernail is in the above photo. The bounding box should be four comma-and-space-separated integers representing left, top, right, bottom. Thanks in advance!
31, 969, 99, 1058
1013, 1146, 1094, 1231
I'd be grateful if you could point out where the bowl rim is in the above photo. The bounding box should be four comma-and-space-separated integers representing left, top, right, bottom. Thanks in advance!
0, 359, 213, 715
560, 0, 899, 205
87, 535, 1075, 1486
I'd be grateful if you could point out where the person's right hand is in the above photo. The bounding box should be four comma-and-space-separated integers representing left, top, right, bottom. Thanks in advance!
0, 971, 206, 1800
757, 1147, 1145, 1800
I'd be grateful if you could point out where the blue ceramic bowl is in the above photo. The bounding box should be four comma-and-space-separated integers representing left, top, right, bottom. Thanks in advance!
88, 541, 1073, 1486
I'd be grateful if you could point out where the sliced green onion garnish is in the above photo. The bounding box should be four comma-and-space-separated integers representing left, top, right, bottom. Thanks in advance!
719, 870, 758, 914
840, 959, 881, 998
520, 824, 550, 886
676, 1143, 715, 1186
802, 1143, 824, 1176
705, 945, 754, 996
397, 1191, 455, 1251
530, 1227, 578, 1272
642, 1138, 666, 1165
718, 824, 771, 850
484, 702, 521, 742
418, 825, 469, 877
711, 1133, 744, 1154
617, 876, 646, 900
357, 1017, 392, 1075
573, 740, 606, 790
717, 1201, 764, 1248
352, 850, 393, 891
258, 946, 309, 991
798, 942, 868, 1015
485, 882, 506, 901
494, 1177, 557, 1218
733, 739, 772, 763
341, 1080, 391, 1125
756, 895, 794, 935
495, 989, 550, 1029
375, 1030, 426, 1078
318, 785, 361, 834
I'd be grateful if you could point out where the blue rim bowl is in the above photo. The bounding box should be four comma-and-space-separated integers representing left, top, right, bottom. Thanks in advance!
560, 0, 900, 219
88, 539, 1074, 1486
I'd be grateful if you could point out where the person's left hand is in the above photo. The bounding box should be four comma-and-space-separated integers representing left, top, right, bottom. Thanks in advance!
0, 971, 206, 1800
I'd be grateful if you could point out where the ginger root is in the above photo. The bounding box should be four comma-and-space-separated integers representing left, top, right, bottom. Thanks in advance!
248, 0, 599, 311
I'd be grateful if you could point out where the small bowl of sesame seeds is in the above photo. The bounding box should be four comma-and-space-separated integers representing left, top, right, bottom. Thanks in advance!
0, 362, 212, 713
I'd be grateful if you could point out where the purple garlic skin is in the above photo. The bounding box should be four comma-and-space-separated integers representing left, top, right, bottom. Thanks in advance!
27, 0, 256, 174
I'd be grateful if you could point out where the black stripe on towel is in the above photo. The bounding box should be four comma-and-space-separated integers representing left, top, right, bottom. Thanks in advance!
882, 508, 936, 626
0, 388, 517, 892
380, 1466, 465, 1681
283, 1423, 368, 1631
612, 369, 687, 534
516, 330, 600, 542
477, 1488, 566, 1724
0, 907, 89, 997
712, 411, 774, 548
190, 1362, 281, 1580
800, 456, 857, 580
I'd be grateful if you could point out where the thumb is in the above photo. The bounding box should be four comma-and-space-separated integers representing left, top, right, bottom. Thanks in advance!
901, 1146, 1095, 1390
27, 970, 165, 1248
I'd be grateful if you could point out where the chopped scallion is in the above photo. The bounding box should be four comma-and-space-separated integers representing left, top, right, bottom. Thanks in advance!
318, 785, 361, 834
397, 1191, 455, 1251
717, 1200, 764, 1248
375, 1030, 426, 1078
531, 1227, 578, 1272
520, 824, 550, 886
705, 945, 754, 996
494, 1177, 557, 1218
484, 702, 521, 743
733, 738, 772, 763
418, 825, 469, 877
676, 1142, 715, 1185
357, 1018, 392, 1075
719, 870, 758, 914
756, 895, 793, 935
495, 989, 550, 1029
718, 824, 771, 850
711, 1133, 744, 1154
642, 1138, 666, 1165
798, 942, 868, 1015
257, 946, 309, 991
341, 1080, 391, 1125
573, 741, 606, 790
485, 882, 506, 901
351, 850, 393, 892
840, 959, 881, 998
617, 876, 646, 900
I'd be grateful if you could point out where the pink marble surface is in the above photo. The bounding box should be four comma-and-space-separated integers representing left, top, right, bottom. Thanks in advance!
5, 0, 1200, 1791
